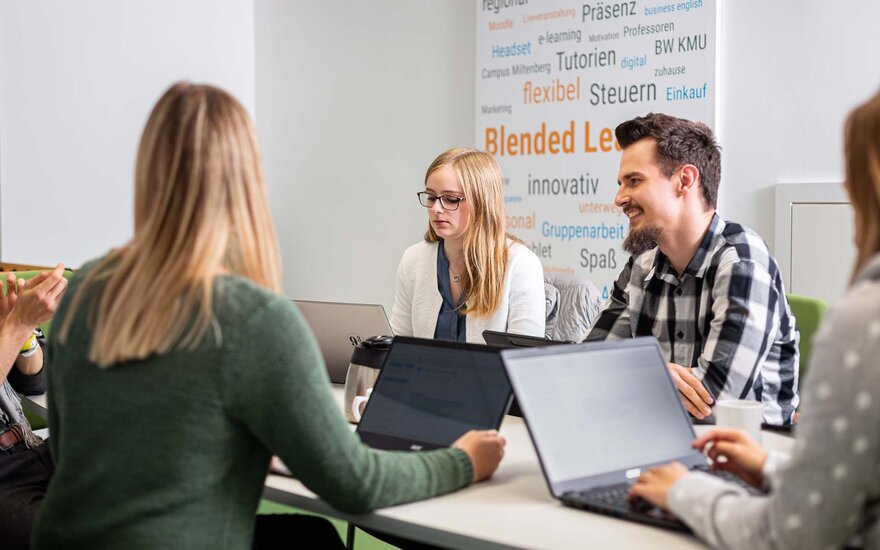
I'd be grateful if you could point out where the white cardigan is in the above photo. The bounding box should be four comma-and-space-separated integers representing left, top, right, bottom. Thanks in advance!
390, 240, 546, 344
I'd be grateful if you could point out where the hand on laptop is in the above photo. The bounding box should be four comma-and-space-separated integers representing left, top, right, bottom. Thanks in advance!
667, 363, 714, 419
628, 462, 688, 511
693, 428, 768, 488
452, 430, 506, 483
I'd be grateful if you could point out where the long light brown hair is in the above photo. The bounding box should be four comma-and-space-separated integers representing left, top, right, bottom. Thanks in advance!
844, 90, 880, 281
58, 82, 282, 366
424, 148, 515, 318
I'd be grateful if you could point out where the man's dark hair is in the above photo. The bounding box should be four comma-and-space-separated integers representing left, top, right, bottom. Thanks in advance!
615, 113, 721, 209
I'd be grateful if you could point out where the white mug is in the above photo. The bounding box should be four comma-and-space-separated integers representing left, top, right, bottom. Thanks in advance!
351, 388, 373, 423
714, 399, 763, 444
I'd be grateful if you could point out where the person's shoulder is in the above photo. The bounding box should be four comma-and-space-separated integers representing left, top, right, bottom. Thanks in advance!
61, 253, 118, 299
714, 220, 776, 271
815, 277, 880, 370
400, 240, 437, 263
507, 239, 543, 269
68, 253, 113, 280
214, 276, 299, 331
826, 266, 880, 338
72, 256, 103, 276
507, 239, 535, 258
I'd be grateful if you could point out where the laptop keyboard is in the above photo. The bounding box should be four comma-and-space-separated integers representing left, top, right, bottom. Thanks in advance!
561, 481, 687, 531
580, 484, 635, 508
561, 466, 761, 531
563, 482, 657, 515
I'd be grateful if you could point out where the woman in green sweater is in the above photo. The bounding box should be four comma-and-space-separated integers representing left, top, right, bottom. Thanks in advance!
31, 82, 505, 549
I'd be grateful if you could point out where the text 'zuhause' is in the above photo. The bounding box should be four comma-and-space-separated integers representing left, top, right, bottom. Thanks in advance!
484, 121, 621, 156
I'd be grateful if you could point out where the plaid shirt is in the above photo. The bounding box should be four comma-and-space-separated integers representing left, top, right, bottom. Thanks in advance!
587, 214, 799, 425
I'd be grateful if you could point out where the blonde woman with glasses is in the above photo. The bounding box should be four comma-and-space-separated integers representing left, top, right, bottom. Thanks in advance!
31, 84, 505, 549
391, 148, 545, 343
628, 90, 880, 549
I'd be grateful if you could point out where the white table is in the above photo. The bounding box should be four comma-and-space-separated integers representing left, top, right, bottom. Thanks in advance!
263, 386, 794, 549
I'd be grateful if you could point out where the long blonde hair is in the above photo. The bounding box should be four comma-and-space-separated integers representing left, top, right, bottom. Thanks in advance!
58, 82, 282, 366
844, 90, 880, 281
424, 148, 515, 318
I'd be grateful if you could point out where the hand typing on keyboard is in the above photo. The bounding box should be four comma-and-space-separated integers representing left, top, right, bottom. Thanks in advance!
628, 462, 689, 511
692, 428, 768, 489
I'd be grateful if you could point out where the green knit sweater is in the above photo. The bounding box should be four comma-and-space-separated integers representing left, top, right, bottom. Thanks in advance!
32, 270, 472, 549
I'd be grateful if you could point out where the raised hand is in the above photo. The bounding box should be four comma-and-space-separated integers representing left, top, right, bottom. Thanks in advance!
7, 264, 68, 330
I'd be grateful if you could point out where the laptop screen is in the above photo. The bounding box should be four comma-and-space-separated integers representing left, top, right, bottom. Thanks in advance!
356, 337, 511, 450
503, 339, 699, 485
293, 300, 393, 384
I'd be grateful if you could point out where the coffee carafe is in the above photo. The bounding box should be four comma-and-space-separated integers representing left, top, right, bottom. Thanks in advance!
343, 335, 393, 423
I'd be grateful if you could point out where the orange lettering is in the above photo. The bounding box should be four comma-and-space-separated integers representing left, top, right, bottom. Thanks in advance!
506, 132, 518, 156
599, 128, 613, 152
584, 121, 619, 153
485, 128, 498, 155
584, 121, 597, 153
563, 120, 575, 153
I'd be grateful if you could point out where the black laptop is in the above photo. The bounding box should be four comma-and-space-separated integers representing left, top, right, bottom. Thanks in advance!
482, 329, 575, 348
481, 329, 574, 417
355, 336, 513, 451
500, 337, 759, 532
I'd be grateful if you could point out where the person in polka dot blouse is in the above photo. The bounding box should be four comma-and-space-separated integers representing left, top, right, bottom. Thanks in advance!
628, 90, 880, 548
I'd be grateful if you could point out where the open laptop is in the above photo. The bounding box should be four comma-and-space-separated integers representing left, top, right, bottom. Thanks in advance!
355, 336, 512, 451
294, 300, 393, 384
500, 337, 757, 532
482, 329, 575, 348
481, 329, 574, 417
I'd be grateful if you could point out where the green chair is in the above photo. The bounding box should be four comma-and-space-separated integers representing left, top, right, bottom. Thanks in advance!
1, 268, 74, 429
786, 293, 829, 382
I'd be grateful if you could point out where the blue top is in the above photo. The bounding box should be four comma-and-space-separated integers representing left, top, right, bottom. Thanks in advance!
434, 241, 467, 342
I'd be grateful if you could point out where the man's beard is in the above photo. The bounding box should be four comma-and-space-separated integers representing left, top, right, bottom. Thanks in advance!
623, 223, 662, 255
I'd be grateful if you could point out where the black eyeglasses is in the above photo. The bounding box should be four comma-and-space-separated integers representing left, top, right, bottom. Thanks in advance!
417, 192, 465, 211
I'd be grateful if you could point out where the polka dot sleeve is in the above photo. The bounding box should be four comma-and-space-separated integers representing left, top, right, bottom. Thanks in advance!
668, 275, 880, 549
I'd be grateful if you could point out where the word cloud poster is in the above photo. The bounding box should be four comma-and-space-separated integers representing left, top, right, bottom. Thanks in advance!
476, 0, 717, 299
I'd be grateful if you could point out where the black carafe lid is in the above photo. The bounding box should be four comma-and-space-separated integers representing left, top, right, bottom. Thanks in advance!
349, 335, 393, 370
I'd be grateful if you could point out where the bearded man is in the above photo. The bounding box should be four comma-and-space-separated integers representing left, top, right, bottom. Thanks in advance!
585, 113, 799, 427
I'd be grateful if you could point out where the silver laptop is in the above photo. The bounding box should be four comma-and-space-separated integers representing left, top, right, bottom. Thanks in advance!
294, 300, 393, 384
356, 336, 512, 451
501, 337, 756, 533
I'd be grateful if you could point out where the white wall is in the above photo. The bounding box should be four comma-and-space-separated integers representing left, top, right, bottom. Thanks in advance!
255, 1, 475, 308
2, 1, 876, 307
0, 0, 255, 268
717, 0, 880, 252
255, 1, 879, 308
